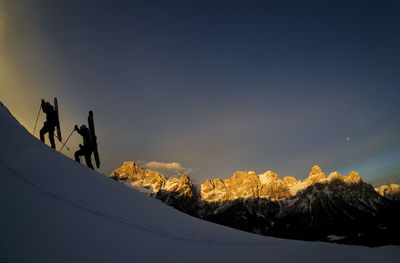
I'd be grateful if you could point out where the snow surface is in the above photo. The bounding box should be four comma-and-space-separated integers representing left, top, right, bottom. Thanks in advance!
0, 101, 399, 262
327, 235, 347, 242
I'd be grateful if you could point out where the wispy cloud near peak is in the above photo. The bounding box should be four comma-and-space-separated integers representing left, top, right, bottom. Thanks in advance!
142, 161, 192, 176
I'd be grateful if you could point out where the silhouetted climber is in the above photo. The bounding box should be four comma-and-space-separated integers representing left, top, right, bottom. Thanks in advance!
39, 99, 57, 149
74, 124, 94, 169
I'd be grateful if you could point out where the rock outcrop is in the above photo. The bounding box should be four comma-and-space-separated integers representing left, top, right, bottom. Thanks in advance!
200, 165, 364, 202
111, 162, 391, 204
110, 162, 400, 246
375, 184, 400, 201
110, 161, 195, 199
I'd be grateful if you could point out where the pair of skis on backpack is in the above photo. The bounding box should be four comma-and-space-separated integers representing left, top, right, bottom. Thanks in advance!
45, 97, 100, 169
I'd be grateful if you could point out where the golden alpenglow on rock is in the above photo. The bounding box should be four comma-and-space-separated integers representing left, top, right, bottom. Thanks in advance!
375, 184, 400, 200
304, 165, 326, 185
110, 162, 194, 198
111, 163, 382, 203
200, 165, 367, 202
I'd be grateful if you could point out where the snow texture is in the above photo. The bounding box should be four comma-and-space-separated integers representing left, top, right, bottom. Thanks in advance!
0, 101, 399, 262
327, 235, 347, 241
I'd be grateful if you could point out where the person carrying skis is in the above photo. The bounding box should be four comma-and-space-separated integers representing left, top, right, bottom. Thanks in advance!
74, 124, 94, 169
39, 99, 57, 149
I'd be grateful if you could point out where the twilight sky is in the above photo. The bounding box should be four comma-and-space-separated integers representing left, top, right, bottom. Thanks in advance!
1, 0, 400, 185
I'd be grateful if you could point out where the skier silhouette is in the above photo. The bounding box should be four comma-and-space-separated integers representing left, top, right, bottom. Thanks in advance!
74, 124, 94, 169
39, 99, 57, 149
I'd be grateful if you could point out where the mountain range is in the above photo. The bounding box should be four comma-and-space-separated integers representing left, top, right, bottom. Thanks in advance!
3, 100, 400, 261
111, 161, 400, 246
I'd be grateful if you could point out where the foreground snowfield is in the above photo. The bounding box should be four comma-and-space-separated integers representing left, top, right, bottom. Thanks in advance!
0, 102, 399, 263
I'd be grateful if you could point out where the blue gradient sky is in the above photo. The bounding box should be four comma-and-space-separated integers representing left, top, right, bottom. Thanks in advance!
1, 0, 399, 185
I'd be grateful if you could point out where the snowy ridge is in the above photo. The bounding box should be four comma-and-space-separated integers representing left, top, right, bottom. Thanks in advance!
1, 101, 400, 262
1, 160, 268, 247
0, 101, 19, 124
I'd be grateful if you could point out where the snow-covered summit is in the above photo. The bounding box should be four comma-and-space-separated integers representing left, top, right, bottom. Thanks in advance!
1, 101, 399, 262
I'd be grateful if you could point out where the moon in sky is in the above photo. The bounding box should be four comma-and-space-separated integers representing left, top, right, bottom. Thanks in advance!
346, 137, 350, 141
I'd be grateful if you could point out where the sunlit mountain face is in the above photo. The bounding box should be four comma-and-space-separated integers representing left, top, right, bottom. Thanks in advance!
111, 162, 400, 246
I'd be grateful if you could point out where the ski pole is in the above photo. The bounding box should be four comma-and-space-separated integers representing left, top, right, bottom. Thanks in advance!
33, 103, 42, 136
60, 128, 75, 153
59, 139, 71, 152
56, 135, 70, 151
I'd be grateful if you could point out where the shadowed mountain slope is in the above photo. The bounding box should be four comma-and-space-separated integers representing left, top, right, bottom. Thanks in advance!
112, 161, 400, 246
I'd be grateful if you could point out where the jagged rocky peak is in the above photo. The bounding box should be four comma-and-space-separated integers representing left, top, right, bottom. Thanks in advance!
231, 171, 260, 187
212, 178, 226, 190
324, 170, 363, 184
303, 165, 363, 185
178, 174, 195, 197
200, 165, 370, 202
179, 173, 191, 184
201, 169, 291, 202
110, 161, 144, 180
163, 173, 195, 198
112, 162, 385, 205
311, 165, 323, 174
304, 165, 326, 184
258, 170, 279, 184
110, 162, 195, 198
202, 179, 213, 190
375, 184, 400, 200
345, 171, 363, 184
282, 176, 299, 186
110, 161, 166, 192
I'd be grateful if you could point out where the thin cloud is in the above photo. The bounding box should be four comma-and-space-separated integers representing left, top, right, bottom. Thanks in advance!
142, 161, 192, 176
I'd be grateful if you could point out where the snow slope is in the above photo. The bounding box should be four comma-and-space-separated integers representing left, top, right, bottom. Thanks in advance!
0, 101, 399, 262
